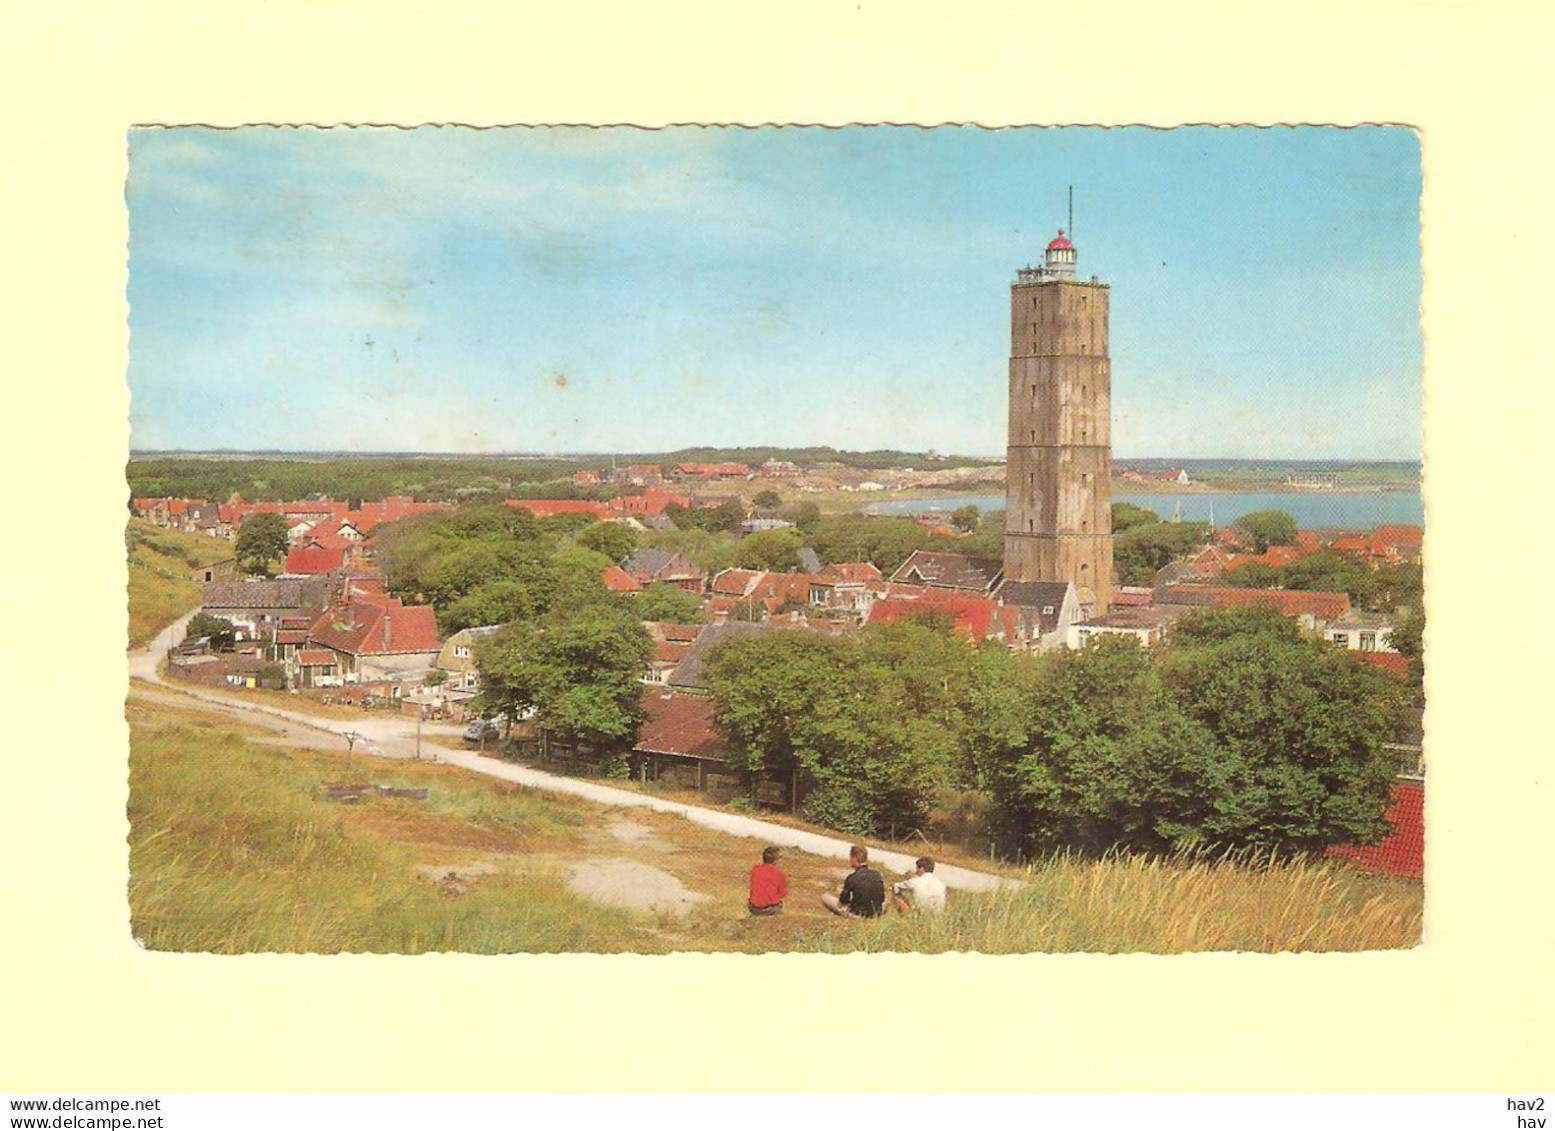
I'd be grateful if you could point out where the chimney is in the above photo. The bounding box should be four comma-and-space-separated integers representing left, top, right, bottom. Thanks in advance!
382, 609, 391, 651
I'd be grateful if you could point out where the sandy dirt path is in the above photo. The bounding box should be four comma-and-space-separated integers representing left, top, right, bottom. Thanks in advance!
129, 611, 1017, 894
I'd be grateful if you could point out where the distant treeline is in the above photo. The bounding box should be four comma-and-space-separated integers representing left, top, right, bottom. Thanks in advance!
125, 457, 590, 504
124, 448, 1001, 502
626, 446, 1002, 470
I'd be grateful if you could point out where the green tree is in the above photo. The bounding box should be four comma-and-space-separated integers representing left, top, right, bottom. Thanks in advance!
707, 621, 973, 834
640, 528, 740, 574
1234, 509, 1298, 553
1154, 608, 1402, 853
787, 500, 823, 535
733, 528, 804, 571
634, 584, 704, 623
185, 613, 237, 651
577, 520, 638, 564
475, 602, 653, 753
664, 500, 744, 534
809, 514, 927, 574
1112, 521, 1213, 586
235, 513, 290, 576
1388, 605, 1425, 693
753, 489, 782, 510
1111, 501, 1160, 532
978, 609, 1402, 858
950, 504, 981, 533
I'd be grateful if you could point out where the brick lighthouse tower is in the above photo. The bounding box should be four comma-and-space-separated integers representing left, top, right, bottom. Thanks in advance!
1003, 224, 1113, 613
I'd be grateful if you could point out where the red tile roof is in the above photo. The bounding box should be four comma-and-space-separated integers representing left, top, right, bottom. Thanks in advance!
652, 639, 692, 664
504, 499, 614, 519
309, 600, 441, 656
602, 565, 642, 593
710, 568, 765, 596
297, 649, 336, 666
1372, 525, 1423, 549
1360, 652, 1410, 679
609, 489, 689, 516
867, 592, 998, 639
820, 562, 884, 585
649, 622, 704, 643
1325, 781, 1423, 880
284, 546, 346, 575
634, 688, 729, 761
1111, 587, 1154, 608
1208, 587, 1351, 620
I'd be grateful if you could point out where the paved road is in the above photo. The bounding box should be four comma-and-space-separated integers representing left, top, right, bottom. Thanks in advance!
129, 612, 1018, 894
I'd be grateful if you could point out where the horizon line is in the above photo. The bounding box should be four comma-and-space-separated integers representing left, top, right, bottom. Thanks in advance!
126, 448, 1423, 464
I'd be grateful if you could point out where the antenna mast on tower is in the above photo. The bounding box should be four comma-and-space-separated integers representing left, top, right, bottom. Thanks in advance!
1068, 185, 1074, 242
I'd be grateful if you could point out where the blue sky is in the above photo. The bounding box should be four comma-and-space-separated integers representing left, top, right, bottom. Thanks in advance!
127, 126, 1422, 459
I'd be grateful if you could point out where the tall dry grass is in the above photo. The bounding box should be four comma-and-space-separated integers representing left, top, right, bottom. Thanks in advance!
128, 710, 650, 953
796, 849, 1422, 954
125, 518, 235, 647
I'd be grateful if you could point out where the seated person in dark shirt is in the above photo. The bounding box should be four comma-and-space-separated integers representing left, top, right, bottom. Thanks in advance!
820, 845, 885, 918
748, 845, 787, 915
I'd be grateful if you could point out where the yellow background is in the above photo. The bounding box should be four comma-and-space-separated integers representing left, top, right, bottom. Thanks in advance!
2, 0, 1551, 1093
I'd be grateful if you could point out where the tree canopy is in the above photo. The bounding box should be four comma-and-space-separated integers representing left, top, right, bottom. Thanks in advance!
184, 613, 237, 651
373, 503, 615, 635
976, 609, 1403, 857
707, 621, 978, 834
634, 583, 705, 624
235, 513, 290, 576
476, 601, 652, 753
733, 527, 804, 572
1234, 509, 1298, 552
576, 520, 638, 564
1111, 501, 1160, 532
1113, 520, 1213, 586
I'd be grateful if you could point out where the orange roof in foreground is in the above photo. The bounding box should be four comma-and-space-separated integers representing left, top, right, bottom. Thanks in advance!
634, 688, 728, 760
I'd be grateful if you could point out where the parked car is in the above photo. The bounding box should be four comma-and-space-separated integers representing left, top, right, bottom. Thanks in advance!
463, 716, 506, 743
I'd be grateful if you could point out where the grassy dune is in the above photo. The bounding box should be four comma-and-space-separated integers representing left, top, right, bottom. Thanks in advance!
127, 699, 1422, 954
125, 518, 235, 647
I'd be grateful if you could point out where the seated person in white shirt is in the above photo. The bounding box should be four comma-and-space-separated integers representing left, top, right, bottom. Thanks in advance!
891, 855, 947, 915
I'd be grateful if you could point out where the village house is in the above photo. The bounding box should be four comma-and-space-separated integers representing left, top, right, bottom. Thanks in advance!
281, 545, 347, 576
995, 579, 1081, 651
890, 550, 1005, 596
1325, 610, 1398, 653
1154, 583, 1352, 635
608, 488, 689, 518
601, 564, 642, 593
624, 548, 704, 592
1067, 606, 1187, 649
865, 589, 1006, 643
200, 578, 332, 642
305, 596, 442, 685
669, 462, 752, 482
191, 557, 240, 585
436, 624, 502, 693
632, 687, 741, 795
666, 621, 773, 693
642, 622, 701, 684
